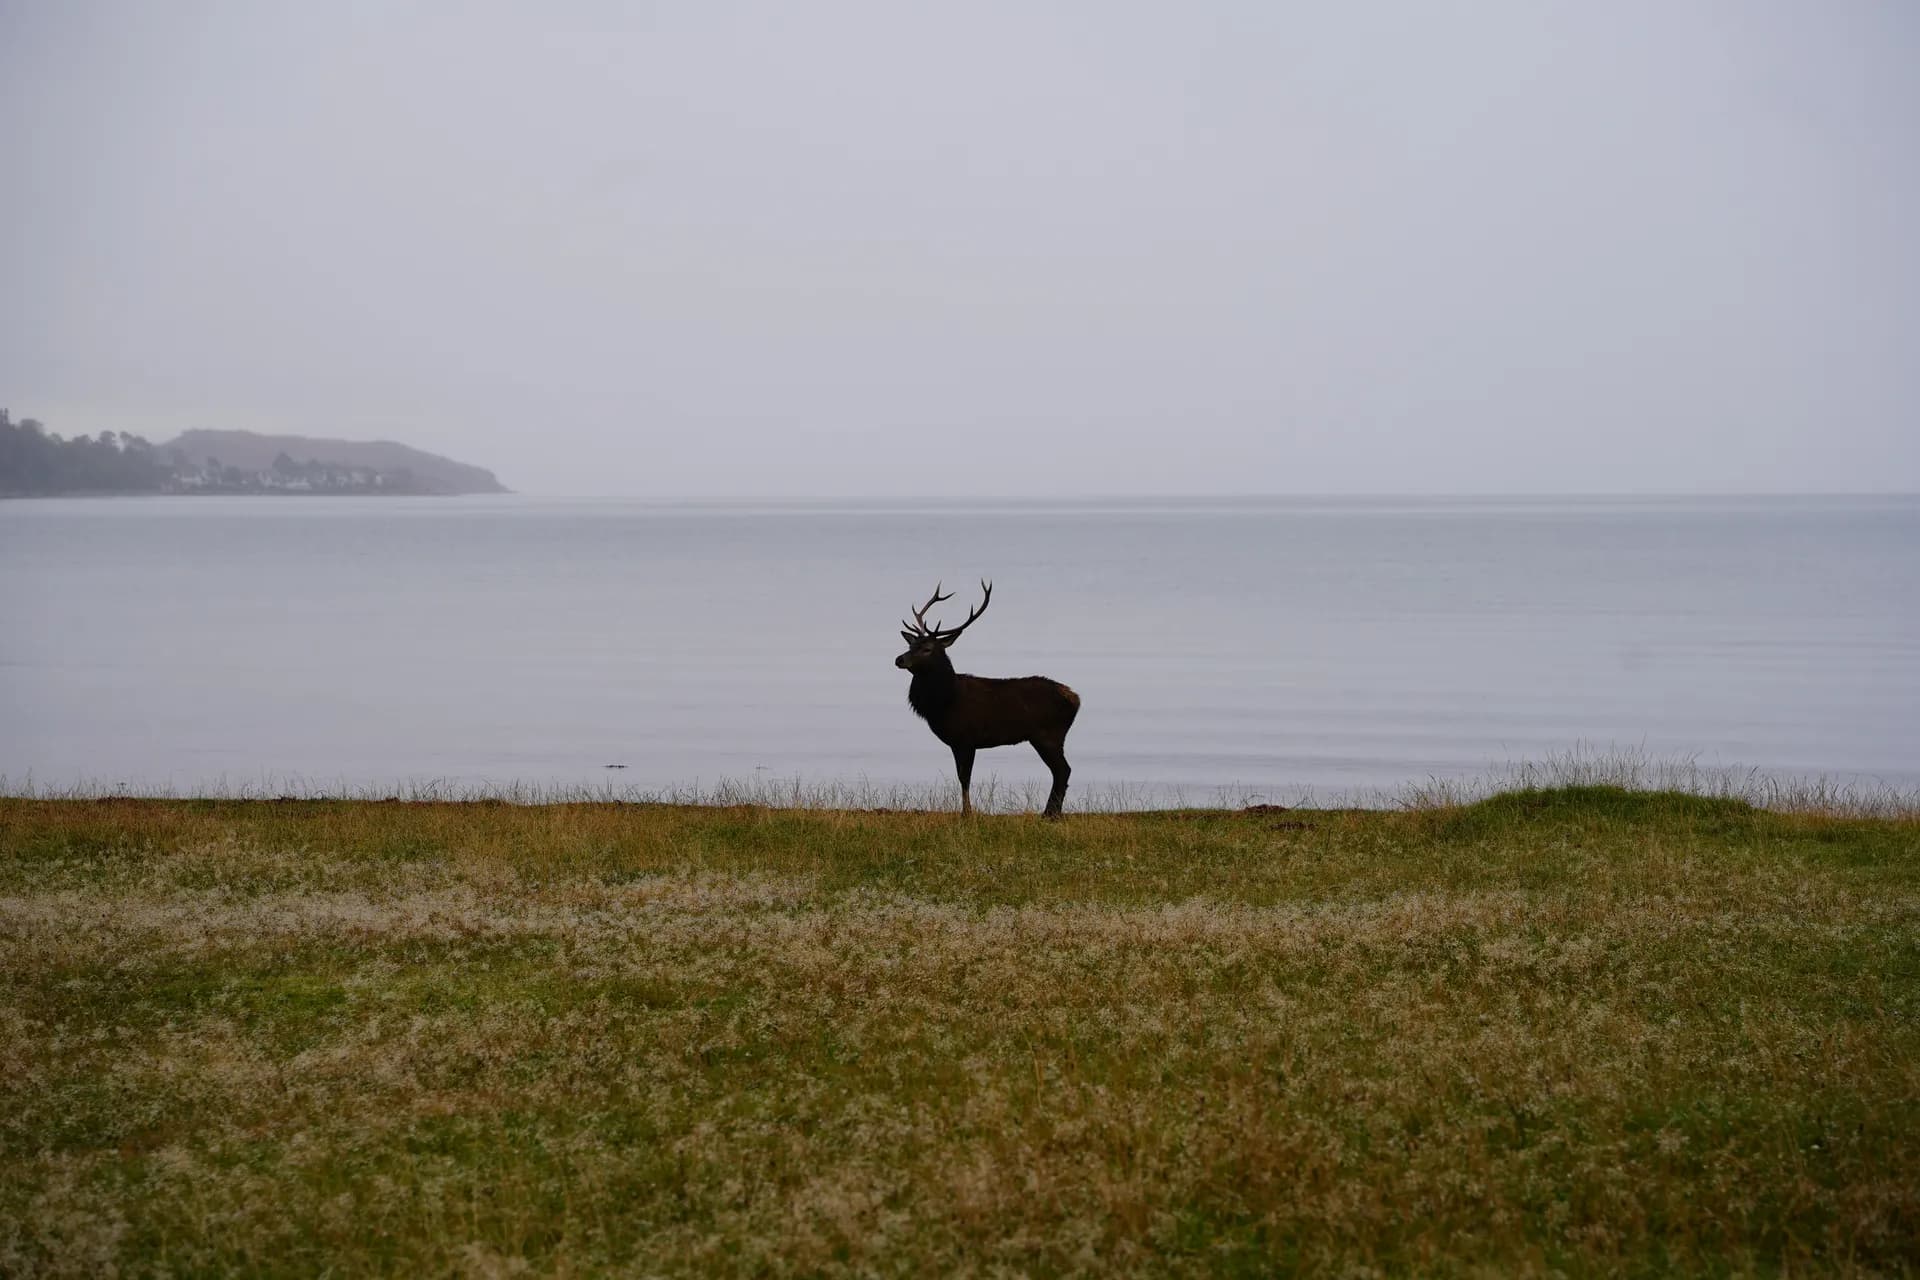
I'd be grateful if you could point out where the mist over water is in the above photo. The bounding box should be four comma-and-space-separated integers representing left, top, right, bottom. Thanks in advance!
3, 494, 1915, 802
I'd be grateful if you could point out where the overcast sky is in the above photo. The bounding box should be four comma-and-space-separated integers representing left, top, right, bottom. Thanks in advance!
2, 2, 1915, 496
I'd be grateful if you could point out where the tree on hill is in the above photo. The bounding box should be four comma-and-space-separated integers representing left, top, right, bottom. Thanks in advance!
0, 409, 168, 494
3, 411, 508, 496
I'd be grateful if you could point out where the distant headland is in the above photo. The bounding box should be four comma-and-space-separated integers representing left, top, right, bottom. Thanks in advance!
0, 411, 510, 496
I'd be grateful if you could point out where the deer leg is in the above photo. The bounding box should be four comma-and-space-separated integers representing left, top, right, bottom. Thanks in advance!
1032, 740, 1070, 819
951, 745, 976, 816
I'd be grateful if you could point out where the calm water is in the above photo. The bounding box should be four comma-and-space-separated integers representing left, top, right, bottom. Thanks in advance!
3, 495, 1916, 802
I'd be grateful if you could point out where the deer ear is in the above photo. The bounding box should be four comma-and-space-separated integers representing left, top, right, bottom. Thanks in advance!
937, 633, 960, 649
900, 631, 918, 646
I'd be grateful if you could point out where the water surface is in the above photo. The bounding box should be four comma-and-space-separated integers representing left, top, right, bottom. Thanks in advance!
3, 495, 1915, 801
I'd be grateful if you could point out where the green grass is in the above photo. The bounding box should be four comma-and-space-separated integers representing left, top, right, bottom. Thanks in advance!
2, 789, 1916, 1276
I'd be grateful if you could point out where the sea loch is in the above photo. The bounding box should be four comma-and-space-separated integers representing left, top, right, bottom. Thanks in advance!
3, 494, 1915, 802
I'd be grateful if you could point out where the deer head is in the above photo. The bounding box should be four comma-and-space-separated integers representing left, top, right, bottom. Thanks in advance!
894, 580, 991, 670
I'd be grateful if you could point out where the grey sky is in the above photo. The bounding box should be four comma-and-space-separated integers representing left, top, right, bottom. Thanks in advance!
3, 2, 1915, 496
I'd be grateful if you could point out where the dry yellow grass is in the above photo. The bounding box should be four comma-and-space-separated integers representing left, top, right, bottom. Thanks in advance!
2, 789, 1916, 1276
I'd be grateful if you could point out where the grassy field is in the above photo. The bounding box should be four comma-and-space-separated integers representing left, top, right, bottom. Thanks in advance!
1, 789, 1916, 1276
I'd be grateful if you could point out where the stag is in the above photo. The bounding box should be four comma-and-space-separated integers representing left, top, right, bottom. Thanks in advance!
895, 580, 1081, 817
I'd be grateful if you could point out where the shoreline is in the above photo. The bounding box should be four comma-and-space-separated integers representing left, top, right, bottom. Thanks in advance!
7, 754, 1918, 818
0, 488, 506, 499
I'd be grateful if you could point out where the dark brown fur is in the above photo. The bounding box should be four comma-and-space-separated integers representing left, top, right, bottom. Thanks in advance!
895, 584, 1080, 817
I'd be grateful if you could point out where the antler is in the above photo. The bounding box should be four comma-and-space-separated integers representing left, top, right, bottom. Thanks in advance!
903, 580, 992, 641
898, 579, 990, 640
903, 583, 954, 637
936, 579, 992, 640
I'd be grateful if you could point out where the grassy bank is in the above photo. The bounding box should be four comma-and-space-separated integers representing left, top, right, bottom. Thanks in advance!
2, 790, 1916, 1276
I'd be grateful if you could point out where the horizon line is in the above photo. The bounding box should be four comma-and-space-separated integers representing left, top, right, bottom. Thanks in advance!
466, 489, 1920, 502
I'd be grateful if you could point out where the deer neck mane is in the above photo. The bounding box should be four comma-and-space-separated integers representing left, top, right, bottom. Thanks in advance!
906, 651, 959, 723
